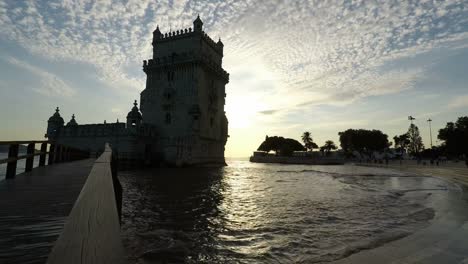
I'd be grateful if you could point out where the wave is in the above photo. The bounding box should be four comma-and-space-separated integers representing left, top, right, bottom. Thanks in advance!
277, 169, 427, 179
336, 231, 410, 260
329, 208, 435, 262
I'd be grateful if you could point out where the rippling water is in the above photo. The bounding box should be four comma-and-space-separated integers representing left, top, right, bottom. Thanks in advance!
119, 159, 453, 263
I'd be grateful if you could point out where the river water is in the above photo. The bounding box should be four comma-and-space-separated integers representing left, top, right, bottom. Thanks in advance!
119, 159, 459, 263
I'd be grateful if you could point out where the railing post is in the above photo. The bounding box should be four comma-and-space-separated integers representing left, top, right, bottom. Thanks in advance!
6, 144, 19, 179
69, 147, 74, 161
63, 146, 69, 161
39, 142, 47, 166
48, 143, 55, 165
25, 143, 35, 172
56, 145, 62, 163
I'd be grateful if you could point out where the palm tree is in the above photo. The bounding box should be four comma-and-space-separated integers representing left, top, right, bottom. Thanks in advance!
321, 140, 337, 156
301, 131, 318, 152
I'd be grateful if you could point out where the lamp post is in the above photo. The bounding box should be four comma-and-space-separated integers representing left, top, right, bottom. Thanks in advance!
427, 118, 433, 149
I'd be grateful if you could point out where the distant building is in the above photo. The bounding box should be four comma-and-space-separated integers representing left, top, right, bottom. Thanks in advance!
45, 16, 229, 166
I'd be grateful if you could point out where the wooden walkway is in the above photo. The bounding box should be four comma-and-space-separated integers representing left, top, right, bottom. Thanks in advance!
0, 158, 95, 264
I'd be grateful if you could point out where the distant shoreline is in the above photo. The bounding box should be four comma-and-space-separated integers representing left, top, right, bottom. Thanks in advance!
249, 155, 345, 165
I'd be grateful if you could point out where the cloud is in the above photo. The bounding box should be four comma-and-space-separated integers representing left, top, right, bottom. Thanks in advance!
448, 95, 468, 109
258, 109, 280, 115
0, 0, 466, 101
0, 0, 467, 149
6, 56, 76, 97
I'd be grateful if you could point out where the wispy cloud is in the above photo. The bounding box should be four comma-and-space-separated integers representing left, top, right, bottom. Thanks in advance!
0, 0, 466, 101
6, 56, 75, 97
0, 0, 467, 156
448, 94, 468, 109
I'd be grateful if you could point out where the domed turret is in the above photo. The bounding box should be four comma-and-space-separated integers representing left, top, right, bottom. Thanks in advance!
127, 100, 142, 128
66, 114, 78, 126
46, 107, 65, 138
193, 15, 203, 32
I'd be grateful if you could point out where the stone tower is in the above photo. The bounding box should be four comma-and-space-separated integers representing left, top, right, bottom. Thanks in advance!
141, 16, 229, 166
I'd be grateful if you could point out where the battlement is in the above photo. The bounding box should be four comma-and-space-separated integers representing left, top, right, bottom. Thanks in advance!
143, 51, 229, 81
201, 31, 223, 55
152, 16, 224, 57
153, 27, 193, 41
153, 29, 223, 54
58, 122, 157, 138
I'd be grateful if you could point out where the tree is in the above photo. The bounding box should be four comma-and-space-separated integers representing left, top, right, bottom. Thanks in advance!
438, 116, 468, 158
301, 131, 318, 152
320, 140, 337, 156
393, 133, 410, 156
407, 124, 424, 156
338, 129, 390, 157
257, 135, 305, 156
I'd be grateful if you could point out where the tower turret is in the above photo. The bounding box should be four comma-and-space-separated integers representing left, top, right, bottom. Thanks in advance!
66, 114, 78, 126
193, 15, 203, 32
46, 107, 64, 139
152, 25, 162, 43
126, 100, 142, 128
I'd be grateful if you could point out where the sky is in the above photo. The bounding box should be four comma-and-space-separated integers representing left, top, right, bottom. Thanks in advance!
0, 0, 467, 157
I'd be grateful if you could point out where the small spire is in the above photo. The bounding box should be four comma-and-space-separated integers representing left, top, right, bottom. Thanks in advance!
117, 118, 119, 123
193, 14, 203, 32
154, 25, 161, 34
134, 100, 138, 107
56, 107, 59, 113
104, 120, 107, 124
72, 114, 75, 119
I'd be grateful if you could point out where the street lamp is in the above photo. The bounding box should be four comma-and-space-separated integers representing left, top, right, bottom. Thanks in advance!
427, 118, 433, 149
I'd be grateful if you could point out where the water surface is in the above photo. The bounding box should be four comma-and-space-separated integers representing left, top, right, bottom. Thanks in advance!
119, 159, 458, 263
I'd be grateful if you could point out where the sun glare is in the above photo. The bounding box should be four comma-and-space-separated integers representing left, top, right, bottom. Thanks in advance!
225, 96, 260, 129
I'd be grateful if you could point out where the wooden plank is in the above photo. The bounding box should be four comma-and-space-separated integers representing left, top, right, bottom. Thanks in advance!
0, 158, 95, 263
47, 144, 127, 264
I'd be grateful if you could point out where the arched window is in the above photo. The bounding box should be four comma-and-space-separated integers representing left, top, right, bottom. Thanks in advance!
165, 113, 171, 124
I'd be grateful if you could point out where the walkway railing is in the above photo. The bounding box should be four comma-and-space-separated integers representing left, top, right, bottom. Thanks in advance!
0, 141, 90, 179
47, 143, 126, 264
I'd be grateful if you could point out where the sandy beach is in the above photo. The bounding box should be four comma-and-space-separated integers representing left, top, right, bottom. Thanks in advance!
333, 161, 468, 264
